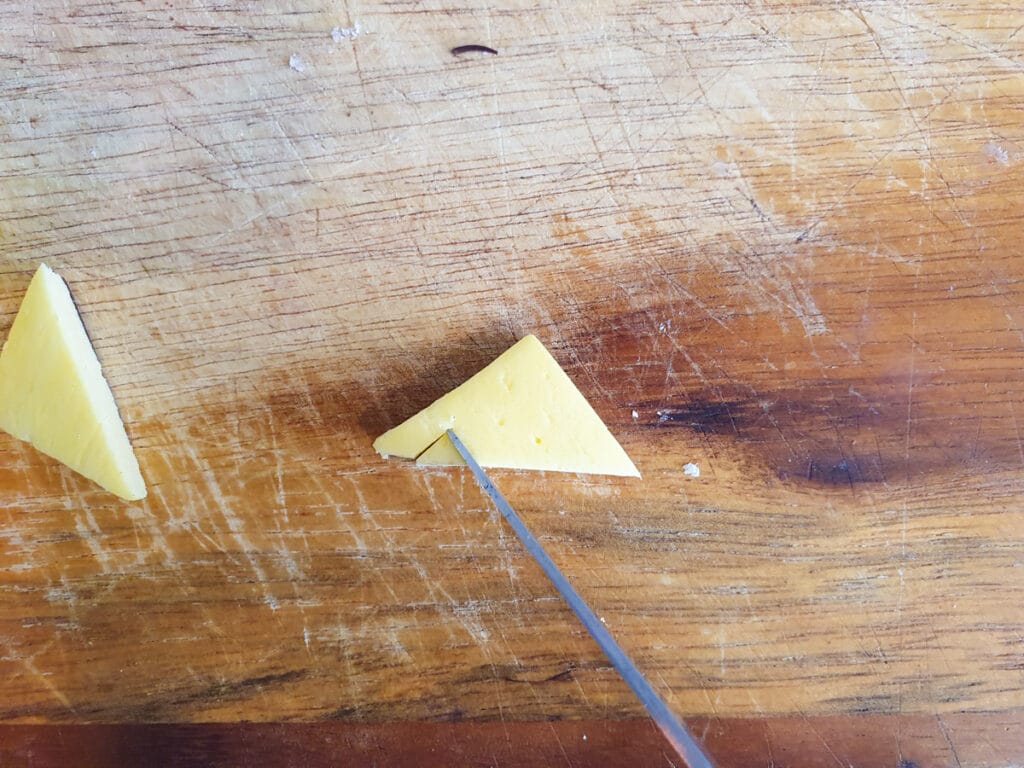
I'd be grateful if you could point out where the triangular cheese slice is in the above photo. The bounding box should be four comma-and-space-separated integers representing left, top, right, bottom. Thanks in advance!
0, 264, 146, 500
373, 335, 639, 477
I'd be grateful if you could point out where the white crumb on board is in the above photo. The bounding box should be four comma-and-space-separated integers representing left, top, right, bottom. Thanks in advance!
683, 462, 701, 478
582, 734, 587, 741
711, 160, 738, 178
331, 24, 361, 41
982, 142, 1010, 165
288, 53, 306, 72
631, 409, 639, 420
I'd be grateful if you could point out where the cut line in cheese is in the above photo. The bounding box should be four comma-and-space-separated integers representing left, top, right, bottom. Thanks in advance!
373, 335, 639, 477
0, 264, 146, 500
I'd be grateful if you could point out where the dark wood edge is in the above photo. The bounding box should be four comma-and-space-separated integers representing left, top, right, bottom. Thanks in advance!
1, 712, 1021, 767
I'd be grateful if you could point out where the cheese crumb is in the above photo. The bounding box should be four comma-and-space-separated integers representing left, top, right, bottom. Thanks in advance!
631, 409, 639, 420
983, 142, 1010, 165
331, 24, 362, 41
288, 53, 306, 72
683, 462, 700, 478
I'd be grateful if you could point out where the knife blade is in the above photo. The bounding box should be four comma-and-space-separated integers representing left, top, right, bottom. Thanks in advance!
446, 430, 714, 768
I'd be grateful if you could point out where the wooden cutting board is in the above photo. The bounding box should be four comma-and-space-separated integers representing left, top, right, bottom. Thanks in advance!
1, 0, 1022, 764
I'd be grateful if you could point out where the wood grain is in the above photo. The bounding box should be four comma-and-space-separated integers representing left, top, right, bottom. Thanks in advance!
1, 0, 1022, 762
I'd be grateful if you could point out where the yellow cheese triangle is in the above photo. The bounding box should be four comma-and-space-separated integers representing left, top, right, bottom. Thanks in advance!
0, 264, 146, 500
373, 335, 639, 477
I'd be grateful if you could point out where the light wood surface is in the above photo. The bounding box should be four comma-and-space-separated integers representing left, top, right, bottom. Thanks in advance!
1, 0, 1022, 755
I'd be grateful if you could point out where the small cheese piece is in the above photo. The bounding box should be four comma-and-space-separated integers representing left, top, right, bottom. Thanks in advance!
374, 335, 639, 477
0, 264, 146, 500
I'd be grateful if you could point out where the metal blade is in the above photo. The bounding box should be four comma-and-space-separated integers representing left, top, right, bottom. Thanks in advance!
446, 430, 714, 768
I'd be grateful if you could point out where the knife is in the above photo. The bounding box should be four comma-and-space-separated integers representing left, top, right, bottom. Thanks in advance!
446, 430, 715, 768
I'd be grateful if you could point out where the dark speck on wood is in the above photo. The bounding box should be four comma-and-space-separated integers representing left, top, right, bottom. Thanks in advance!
450, 44, 498, 56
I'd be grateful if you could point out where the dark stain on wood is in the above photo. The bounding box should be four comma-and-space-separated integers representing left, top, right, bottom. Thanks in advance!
348, 330, 521, 440
634, 389, 898, 485
232, 670, 307, 692
653, 399, 747, 433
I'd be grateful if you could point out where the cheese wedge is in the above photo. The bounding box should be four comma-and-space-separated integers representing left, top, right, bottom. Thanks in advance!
374, 335, 639, 477
0, 264, 146, 500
